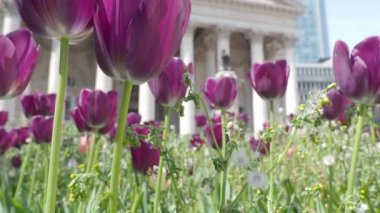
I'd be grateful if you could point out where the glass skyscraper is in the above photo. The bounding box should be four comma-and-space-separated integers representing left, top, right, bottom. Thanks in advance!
296, 0, 330, 63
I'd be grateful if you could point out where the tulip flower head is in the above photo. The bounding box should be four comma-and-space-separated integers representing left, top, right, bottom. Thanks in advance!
21, 93, 56, 118
71, 89, 118, 134
322, 89, 351, 120
0, 29, 39, 98
333, 36, 380, 103
194, 114, 207, 127
250, 60, 289, 100
0, 111, 8, 126
190, 134, 205, 149
249, 137, 270, 156
30, 116, 53, 144
204, 73, 238, 109
0, 127, 30, 153
11, 156, 22, 168
127, 112, 142, 127
94, 0, 191, 84
148, 58, 192, 107
15, 0, 95, 43
203, 122, 224, 149
130, 141, 160, 175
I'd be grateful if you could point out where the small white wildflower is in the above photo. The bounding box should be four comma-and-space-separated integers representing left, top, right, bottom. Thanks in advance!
232, 150, 249, 167
170, 125, 175, 131
322, 155, 335, 166
204, 184, 212, 194
357, 203, 368, 213
9, 169, 16, 177
67, 158, 78, 169
252, 151, 261, 160
376, 142, 380, 152
226, 121, 234, 129
278, 107, 284, 114
247, 171, 268, 188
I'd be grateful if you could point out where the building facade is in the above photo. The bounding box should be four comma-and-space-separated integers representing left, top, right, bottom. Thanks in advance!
295, 0, 330, 63
0, 0, 304, 134
297, 61, 334, 103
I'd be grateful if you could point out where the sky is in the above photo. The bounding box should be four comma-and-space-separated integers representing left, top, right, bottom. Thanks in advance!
325, 0, 380, 53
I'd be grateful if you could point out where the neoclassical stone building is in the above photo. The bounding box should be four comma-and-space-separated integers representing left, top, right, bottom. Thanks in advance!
0, 0, 303, 134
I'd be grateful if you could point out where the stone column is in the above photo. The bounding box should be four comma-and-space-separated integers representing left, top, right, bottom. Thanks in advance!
250, 32, 268, 133
216, 27, 240, 113
283, 36, 299, 115
47, 40, 61, 93
138, 83, 155, 122
95, 66, 113, 91
0, 3, 22, 122
216, 27, 231, 71
179, 26, 196, 135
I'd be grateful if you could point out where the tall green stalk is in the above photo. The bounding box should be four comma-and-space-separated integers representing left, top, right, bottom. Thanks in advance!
86, 133, 101, 173
345, 104, 366, 212
109, 82, 133, 213
219, 109, 227, 212
153, 107, 172, 213
268, 100, 275, 213
14, 143, 33, 199
44, 37, 69, 213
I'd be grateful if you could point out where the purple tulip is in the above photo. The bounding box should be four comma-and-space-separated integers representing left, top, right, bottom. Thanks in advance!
11, 156, 22, 168
333, 36, 380, 103
108, 124, 116, 141
11, 127, 30, 148
212, 115, 222, 123
71, 108, 93, 132
203, 122, 224, 149
323, 89, 351, 120
190, 134, 205, 149
0, 111, 8, 126
204, 74, 238, 109
148, 58, 192, 107
14, 0, 95, 43
130, 141, 160, 175
194, 114, 207, 127
250, 60, 289, 100
249, 137, 270, 156
237, 113, 249, 124
143, 120, 162, 128
21, 93, 56, 118
0, 127, 30, 153
0, 128, 11, 153
30, 116, 53, 144
127, 112, 142, 127
94, 0, 191, 83
71, 89, 118, 133
0, 29, 39, 98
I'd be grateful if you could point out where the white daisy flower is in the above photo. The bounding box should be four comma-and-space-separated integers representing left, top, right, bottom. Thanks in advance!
322, 155, 335, 166
247, 171, 268, 188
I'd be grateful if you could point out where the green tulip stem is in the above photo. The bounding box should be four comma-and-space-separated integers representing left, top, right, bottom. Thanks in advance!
14, 142, 33, 199
327, 123, 334, 213
28, 145, 41, 204
345, 104, 366, 212
199, 98, 222, 157
109, 81, 133, 213
369, 107, 376, 144
219, 109, 227, 212
44, 37, 69, 213
153, 107, 172, 213
86, 133, 101, 173
268, 100, 275, 213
